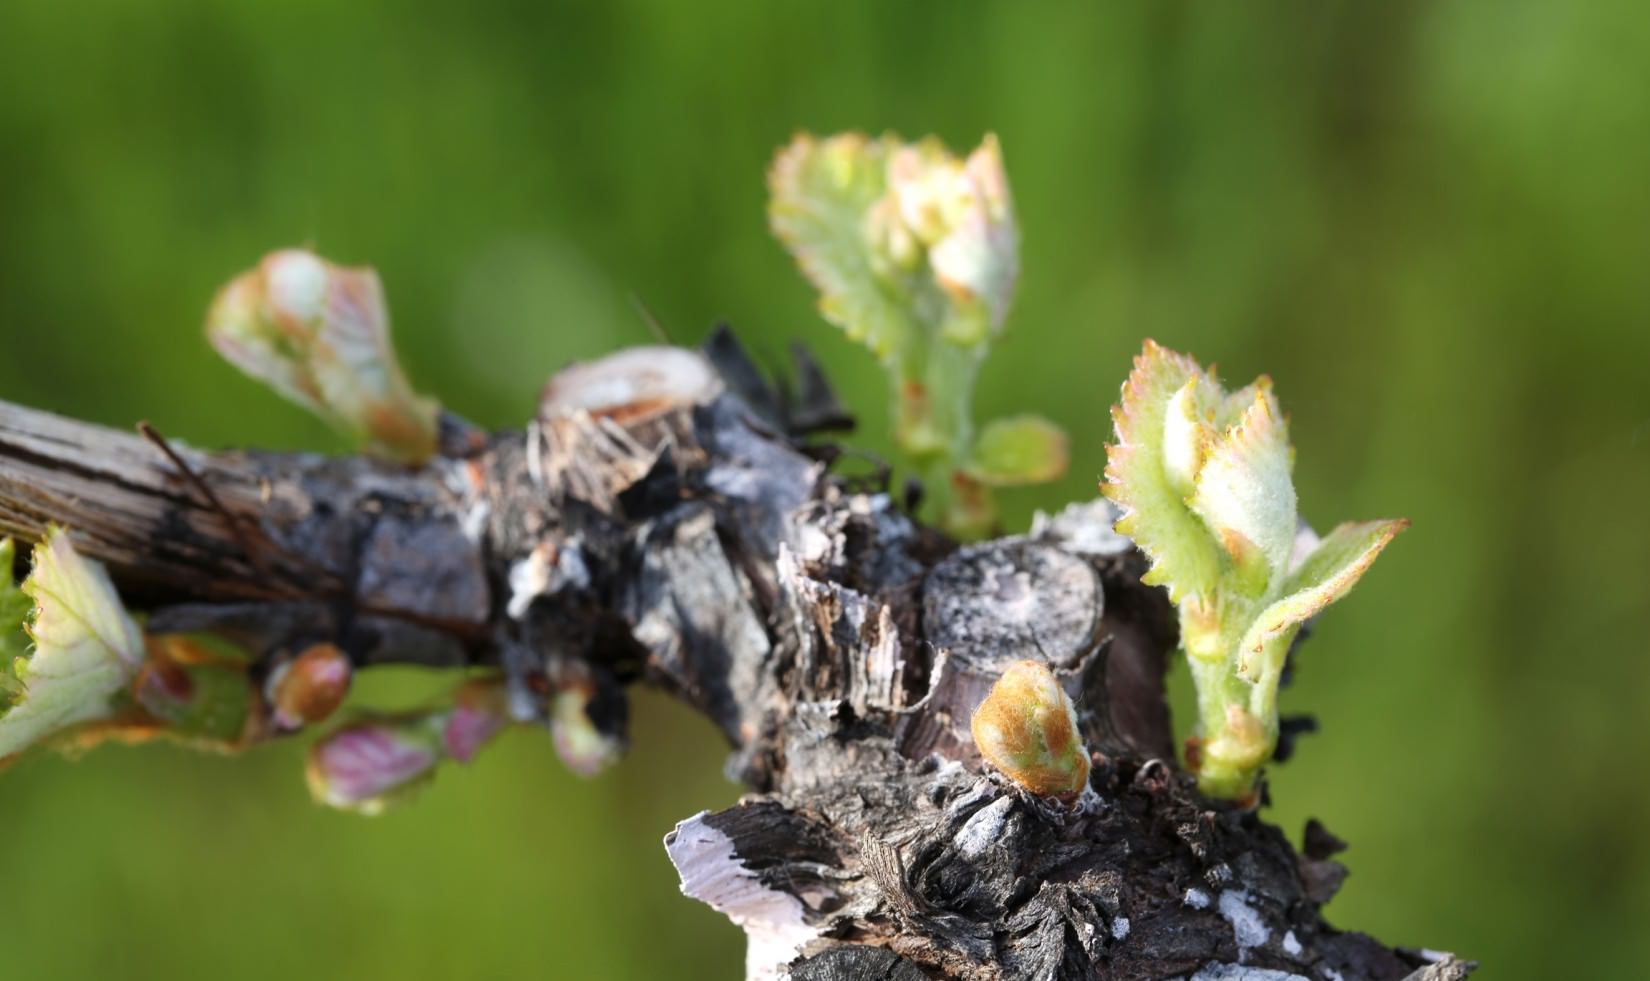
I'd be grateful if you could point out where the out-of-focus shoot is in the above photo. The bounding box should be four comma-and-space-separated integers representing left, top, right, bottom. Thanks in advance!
206, 248, 440, 465
769, 132, 1067, 537
306, 679, 511, 815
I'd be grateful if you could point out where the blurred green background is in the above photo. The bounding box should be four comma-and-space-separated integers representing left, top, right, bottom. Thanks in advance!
2, 2, 1647, 978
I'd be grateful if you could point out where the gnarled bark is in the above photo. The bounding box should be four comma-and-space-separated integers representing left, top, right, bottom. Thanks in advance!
0, 337, 1471, 980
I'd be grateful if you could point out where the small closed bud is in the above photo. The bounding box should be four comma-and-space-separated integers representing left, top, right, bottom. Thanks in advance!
206, 249, 439, 464
970, 660, 1090, 799
267, 643, 352, 731
306, 715, 442, 815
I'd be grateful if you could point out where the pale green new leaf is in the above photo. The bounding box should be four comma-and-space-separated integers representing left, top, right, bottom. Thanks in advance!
1102, 340, 1224, 604
1188, 385, 1297, 588
1160, 378, 1215, 497
768, 133, 915, 362
966, 414, 1069, 486
0, 529, 144, 759
1235, 518, 1408, 682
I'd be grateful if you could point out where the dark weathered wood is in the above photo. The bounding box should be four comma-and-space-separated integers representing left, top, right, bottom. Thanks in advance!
789, 946, 929, 981
0, 400, 276, 594
0, 401, 489, 646
0, 340, 1471, 980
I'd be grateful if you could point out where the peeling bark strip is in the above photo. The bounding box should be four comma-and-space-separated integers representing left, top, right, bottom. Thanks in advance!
0, 339, 1470, 980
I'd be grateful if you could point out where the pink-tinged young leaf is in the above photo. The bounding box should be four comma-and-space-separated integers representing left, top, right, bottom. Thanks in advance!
306, 717, 442, 815
0, 529, 145, 760
206, 249, 439, 464
1236, 518, 1408, 682
443, 680, 509, 764
442, 705, 502, 765
1101, 341, 1224, 605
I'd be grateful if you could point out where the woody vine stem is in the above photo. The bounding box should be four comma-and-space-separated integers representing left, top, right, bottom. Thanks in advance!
0, 131, 1467, 980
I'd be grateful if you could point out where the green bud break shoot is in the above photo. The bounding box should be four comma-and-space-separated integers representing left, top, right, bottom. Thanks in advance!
1102, 341, 1407, 800
768, 132, 1067, 537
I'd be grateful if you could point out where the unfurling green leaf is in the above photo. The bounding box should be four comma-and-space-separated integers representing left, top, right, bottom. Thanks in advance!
769, 132, 1018, 359
1103, 341, 1224, 607
966, 414, 1070, 487
1187, 385, 1296, 588
206, 249, 440, 464
1101, 341, 1406, 800
882, 133, 1019, 341
769, 133, 916, 362
1236, 519, 1409, 685
0, 530, 145, 761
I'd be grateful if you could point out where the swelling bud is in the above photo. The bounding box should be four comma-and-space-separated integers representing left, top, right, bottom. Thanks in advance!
970, 660, 1090, 800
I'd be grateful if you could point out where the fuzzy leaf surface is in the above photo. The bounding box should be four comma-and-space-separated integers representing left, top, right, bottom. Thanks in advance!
1188, 386, 1297, 586
1102, 340, 1224, 603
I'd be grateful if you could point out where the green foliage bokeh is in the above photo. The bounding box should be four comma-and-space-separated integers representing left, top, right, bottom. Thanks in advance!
2, 2, 1647, 978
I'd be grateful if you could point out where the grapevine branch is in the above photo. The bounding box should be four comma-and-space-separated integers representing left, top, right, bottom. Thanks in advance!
0, 334, 1470, 981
